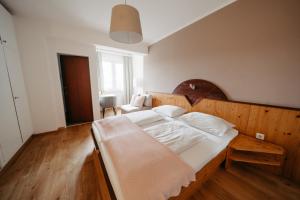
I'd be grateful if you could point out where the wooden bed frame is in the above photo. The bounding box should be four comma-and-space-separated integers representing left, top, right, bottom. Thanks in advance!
91, 127, 230, 200
90, 79, 300, 198
91, 80, 232, 199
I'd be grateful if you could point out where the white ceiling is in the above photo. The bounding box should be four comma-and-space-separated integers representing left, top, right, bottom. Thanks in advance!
1, 0, 235, 44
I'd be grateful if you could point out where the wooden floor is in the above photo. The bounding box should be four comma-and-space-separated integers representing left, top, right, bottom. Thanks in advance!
0, 124, 300, 200
101, 107, 121, 119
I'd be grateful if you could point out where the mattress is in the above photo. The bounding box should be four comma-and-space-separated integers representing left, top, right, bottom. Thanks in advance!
92, 115, 238, 200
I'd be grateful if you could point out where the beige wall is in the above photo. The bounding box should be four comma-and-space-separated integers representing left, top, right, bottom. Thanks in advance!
144, 0, 300, 108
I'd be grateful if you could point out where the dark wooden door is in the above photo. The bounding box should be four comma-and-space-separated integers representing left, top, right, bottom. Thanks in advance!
60, 55, 93, 125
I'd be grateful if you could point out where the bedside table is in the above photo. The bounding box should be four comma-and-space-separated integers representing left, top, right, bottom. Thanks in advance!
225, 134, 286, 174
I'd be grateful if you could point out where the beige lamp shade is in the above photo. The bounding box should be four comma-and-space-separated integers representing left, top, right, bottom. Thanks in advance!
110, 4, 143, 44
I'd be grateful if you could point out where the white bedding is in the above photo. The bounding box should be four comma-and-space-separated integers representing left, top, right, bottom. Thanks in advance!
144, 121, 207, 154
178, 112, 235, 136
92, 110, 238, 200
178, 127, 238, 171
124, 110, 163, 126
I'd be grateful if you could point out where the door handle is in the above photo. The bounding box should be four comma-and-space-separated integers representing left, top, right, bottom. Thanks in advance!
14, 96, 20, 100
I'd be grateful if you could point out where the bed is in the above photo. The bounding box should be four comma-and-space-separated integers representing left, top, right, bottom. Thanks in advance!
91, 106, 238, 200
91, 80, 238, 200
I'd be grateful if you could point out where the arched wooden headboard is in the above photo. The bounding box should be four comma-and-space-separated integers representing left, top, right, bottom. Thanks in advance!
172, 79, 227, 105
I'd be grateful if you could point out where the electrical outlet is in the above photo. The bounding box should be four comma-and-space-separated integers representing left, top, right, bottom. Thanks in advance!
256, 132, 265, 140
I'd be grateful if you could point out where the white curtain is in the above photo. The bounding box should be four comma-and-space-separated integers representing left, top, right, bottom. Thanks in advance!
98, 51, 134, 105
123, 56, 133, 104
132, 55, 144, 95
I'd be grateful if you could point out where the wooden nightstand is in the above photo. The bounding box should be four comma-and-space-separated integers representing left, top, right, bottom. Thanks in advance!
226, 134, 286, 174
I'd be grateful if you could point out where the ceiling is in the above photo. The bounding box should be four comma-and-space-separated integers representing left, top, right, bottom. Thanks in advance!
1, 0, 236, 44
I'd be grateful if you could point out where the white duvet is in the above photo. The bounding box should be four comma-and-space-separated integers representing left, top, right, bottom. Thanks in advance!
144, 121, 207, 154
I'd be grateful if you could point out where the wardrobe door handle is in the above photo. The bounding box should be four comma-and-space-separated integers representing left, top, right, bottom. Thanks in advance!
14, 96, 20, 100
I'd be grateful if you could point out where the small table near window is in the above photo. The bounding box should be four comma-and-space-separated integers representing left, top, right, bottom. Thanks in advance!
99, 94, 117, 118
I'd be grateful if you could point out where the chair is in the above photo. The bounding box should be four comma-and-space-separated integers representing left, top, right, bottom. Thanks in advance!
120, 94, 152, 114
99, 94, 117, 118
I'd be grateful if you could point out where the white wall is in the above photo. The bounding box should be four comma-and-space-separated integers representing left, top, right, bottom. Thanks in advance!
14, 17, 148, 134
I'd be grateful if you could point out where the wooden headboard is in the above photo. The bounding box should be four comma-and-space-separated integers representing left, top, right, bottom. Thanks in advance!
173, 79, 227, 105
150, 92, 300, 184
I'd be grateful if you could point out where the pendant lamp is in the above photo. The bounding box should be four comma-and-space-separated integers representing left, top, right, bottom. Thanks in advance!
110, 0, 143, 44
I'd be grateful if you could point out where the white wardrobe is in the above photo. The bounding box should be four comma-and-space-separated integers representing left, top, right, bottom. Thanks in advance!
0, 5, 32, 169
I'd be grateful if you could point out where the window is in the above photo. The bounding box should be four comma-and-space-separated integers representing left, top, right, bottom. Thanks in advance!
102, 61, 124, 91
100, 53, 124, 93
97, 49, 144, 105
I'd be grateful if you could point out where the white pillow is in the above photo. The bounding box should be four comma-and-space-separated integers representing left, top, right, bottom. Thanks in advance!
133, 95, 145, 108
152, 105, 186, 118
143, 94, 152, 107
179, 112, 235, 136
125, 110, 163, 126
130, 94, 137, 106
